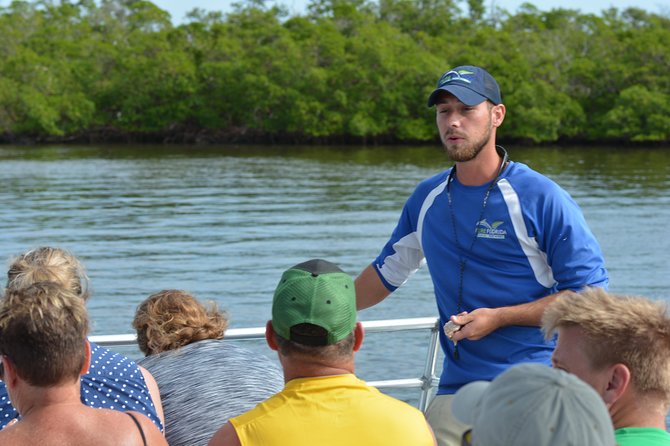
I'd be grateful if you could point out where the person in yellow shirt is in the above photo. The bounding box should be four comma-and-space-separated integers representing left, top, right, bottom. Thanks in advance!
208, 259, 436, 446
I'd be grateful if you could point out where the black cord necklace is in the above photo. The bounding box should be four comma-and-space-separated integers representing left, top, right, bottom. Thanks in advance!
446, 145, 509, 360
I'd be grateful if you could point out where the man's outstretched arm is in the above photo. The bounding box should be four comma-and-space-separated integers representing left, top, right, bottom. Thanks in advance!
355, 264, 392, 310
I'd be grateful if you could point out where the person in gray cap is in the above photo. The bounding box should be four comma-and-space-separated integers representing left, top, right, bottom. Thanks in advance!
354, 65, 608, 446
452, 362, 616, 446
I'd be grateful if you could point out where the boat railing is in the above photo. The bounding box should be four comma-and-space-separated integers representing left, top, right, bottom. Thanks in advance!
90, 316, 442, 413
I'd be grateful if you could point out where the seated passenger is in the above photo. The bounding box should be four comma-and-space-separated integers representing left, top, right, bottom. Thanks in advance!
0, 282, 167, 445
452, 362, 616, 446
208, 259, 436, 446
0, 246, 164, 430
542, 287, 670, 446
133, 289, 284, 446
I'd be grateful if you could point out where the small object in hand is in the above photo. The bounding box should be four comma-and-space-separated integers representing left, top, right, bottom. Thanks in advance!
443, 320, 462, 339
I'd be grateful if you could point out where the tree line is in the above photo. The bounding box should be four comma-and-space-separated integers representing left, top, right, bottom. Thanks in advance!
0, 0, 668, 144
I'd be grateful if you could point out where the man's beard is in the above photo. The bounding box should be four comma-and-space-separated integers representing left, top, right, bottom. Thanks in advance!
442, 115, 493, 162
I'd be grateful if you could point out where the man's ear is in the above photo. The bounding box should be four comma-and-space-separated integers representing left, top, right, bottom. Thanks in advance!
353, 322, 364, 353
266, 321, 279, 351
602, 363, 631, 406
492, 103, 506, 127
81, 340, 92, 376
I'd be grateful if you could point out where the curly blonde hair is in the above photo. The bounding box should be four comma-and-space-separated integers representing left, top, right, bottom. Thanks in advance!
6, 247, 89, 300
133, 290, 228, 356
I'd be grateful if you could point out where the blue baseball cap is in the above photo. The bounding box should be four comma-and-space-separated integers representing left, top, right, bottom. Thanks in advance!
427, 65, 502, 107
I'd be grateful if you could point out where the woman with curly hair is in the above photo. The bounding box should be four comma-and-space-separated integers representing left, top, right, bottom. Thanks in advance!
133, 290, 283, 446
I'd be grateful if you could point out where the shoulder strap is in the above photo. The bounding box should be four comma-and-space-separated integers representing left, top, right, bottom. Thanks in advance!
126, 412, 148, 446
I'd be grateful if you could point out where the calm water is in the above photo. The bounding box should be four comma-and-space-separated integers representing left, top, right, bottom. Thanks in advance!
1, 144, 669, 407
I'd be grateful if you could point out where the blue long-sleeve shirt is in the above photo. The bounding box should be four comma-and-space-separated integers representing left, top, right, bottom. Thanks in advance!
373, 161, 608, 393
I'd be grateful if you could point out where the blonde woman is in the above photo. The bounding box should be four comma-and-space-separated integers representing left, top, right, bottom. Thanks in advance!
133, 290, 283, 446
0, 282, 167, 445
0, 247, 164, 430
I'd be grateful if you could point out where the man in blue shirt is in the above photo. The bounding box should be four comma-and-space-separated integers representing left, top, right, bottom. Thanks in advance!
354, 65, 608, 446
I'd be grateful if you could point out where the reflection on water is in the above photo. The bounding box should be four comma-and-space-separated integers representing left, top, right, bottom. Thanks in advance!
1, 144, 669, 407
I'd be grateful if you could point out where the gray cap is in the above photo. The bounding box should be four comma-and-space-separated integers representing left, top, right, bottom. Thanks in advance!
452, 363, 616, 446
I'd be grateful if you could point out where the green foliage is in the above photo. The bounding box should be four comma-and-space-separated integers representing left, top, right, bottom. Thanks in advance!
604, 85, 670, 141
0, 0, 668, 143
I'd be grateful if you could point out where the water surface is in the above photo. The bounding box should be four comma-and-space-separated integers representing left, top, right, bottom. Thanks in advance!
1, 144, 668, 406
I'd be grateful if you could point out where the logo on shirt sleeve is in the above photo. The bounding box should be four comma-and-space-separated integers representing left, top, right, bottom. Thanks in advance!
476, 219, 507, 239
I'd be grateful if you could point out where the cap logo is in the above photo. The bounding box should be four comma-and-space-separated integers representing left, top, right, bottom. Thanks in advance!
438, 69, 474, 87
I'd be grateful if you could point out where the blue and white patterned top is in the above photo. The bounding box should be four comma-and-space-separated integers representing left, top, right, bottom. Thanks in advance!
0, 342, 163, 431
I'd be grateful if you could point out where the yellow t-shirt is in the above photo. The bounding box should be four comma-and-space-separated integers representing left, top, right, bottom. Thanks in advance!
231, 374, 434, 446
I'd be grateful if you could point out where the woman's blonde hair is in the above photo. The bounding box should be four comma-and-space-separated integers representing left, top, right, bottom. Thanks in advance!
133, 289, 228, 356
6, 247, 89, 300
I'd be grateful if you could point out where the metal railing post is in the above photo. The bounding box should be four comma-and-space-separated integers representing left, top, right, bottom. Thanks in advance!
418, 318, 440, 413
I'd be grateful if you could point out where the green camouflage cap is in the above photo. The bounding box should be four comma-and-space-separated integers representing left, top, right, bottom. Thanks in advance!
272, 259, 356, 346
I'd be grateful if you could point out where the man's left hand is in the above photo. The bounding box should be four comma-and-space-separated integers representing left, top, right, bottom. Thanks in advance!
450, 308, 500, 341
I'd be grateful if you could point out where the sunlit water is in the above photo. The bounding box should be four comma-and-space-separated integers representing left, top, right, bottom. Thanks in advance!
1, 144, 669, 411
